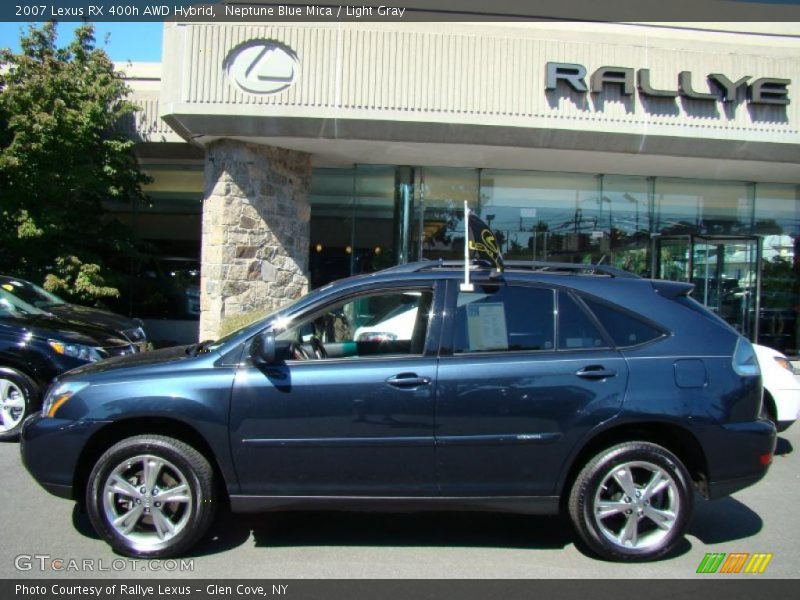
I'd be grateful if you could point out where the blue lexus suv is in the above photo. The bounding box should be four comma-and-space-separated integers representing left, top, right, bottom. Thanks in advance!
20, 261, 776, 561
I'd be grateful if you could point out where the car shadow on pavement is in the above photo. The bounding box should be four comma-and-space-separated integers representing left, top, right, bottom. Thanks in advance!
688, 496, 762, 544
187, 508, 575, 557
71, 496, 763, 559
774, 436, 793, 456
72, 504, 100, 540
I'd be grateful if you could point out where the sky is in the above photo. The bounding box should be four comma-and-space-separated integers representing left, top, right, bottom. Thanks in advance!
0, 22, 163, 63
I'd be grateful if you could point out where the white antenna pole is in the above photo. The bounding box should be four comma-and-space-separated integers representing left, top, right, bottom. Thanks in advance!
460, 200, 474, 292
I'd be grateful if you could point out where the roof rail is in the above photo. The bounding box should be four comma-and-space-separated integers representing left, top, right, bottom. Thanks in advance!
502, 261, 641, 279
377, 260, 437, 275
379, 260, 640, 278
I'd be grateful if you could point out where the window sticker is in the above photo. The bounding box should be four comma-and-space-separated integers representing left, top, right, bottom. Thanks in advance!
466, 302, 508, 351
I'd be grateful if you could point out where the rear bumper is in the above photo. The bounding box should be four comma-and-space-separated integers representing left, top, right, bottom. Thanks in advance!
20, 414, 108, 501
703, 420, 777, 500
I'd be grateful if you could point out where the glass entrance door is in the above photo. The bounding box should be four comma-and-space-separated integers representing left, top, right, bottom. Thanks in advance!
652, 235, 762, 340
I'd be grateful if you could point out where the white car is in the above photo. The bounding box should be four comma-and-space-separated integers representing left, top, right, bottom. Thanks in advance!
754, 343, 800, 432
353, 304, 418, 343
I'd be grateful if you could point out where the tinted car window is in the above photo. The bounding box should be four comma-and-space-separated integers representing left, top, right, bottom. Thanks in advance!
276, 288, 433, 358
558, 292, 608, 350
455, 285, 555, 353
581, 296, 664, 347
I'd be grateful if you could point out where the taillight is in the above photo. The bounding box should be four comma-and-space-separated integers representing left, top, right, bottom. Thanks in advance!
732, 338, 760, 377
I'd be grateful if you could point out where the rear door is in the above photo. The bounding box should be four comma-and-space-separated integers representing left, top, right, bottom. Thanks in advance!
435, 279, 629, 496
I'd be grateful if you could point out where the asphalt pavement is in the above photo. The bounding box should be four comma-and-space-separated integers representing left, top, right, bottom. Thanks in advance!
1, 423, 797, 579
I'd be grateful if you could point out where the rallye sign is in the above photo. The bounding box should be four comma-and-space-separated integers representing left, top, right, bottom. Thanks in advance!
546, 62, 790, 105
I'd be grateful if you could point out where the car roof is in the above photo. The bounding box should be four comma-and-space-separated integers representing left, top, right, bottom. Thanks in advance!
336, 260, 697, 319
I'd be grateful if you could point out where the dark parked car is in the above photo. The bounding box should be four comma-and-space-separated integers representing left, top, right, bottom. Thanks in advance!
0, 276, 147, 351
0, 290, 139, 440
21, 261, 775, 561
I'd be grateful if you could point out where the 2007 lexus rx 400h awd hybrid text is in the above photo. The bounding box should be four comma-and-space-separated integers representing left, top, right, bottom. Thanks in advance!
21, 261, 776, 561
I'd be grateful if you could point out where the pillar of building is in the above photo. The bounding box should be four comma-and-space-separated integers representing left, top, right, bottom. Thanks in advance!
199, 139, 311, 341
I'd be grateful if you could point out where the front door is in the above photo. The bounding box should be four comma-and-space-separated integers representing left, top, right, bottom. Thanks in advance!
229, 283, 442, 496
434, 280, 629, 496
653, 234, 761, 339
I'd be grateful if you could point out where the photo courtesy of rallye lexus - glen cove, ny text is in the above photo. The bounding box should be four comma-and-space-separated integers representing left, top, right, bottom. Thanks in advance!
18, 211, 777, 562
14, 584, 287, 597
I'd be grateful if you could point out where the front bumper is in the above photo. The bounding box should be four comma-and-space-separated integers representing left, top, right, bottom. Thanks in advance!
20, 414, 108, 501
769, 386, 800, 425
702, 419, 777, 500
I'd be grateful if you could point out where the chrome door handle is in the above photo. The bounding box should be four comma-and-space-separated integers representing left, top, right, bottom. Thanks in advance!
385, 374, 431, 388
576, 366, 617, 380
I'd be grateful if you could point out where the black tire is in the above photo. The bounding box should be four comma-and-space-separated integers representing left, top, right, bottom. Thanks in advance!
568, 441, 693, 561
0, 368, 39, 442
86, 435, 217, 558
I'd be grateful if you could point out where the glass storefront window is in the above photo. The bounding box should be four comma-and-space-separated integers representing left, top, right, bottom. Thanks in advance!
309, 166, 401, 288
755, 184, 800, 354
309, 168, 355, 288
103, 165, 204, 321
654, 179, 753, 236
477, 170, 601, 264
307, 165, 800, 354
353, 166, 397, 274
418, 167, 480, 261
599, 175, 651, 275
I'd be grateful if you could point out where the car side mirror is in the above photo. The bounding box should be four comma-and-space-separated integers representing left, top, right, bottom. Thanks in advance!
251, 330, 277, 364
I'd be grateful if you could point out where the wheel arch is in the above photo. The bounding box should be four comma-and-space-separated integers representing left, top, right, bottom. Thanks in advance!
0, 363, 42, 394
73, 416, 233, 505
0, 352, 51, 394
558, 420, 710, 506
762, 389, 777, 421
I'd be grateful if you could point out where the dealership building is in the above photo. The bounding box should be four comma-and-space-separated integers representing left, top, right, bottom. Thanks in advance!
119, 20, 800, 353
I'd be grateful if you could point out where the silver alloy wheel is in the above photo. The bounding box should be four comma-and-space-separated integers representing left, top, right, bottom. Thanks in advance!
0, 378, 26, 433
102, 454, 193, 548
592, 460, 680, 550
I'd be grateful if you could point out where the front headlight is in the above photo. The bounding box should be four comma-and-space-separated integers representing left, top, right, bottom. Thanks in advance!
773, 356, 796, 374
48, 340, 103, 362
41, 381, 89, 418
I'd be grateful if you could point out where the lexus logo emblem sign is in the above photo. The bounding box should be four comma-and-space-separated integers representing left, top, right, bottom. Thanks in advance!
224, 40, 300, 94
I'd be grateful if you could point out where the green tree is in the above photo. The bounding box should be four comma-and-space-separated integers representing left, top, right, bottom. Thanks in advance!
0, 22, 148, 303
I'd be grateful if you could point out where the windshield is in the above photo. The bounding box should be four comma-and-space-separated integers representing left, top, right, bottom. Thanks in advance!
0, 289, 48, 318
0, 278, 66, 307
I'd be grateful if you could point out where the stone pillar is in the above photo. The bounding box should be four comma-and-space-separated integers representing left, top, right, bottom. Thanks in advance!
200, 140, 311, 341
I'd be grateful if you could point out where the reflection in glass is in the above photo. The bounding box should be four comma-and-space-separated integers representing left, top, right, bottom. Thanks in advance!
755, 184, 800, 354
419, 167, 479, 261
307, 165, 800, 354
309, 166, 404, 287
654, 179, 753, 236
478, 170, 597, 263
599, 175, 651, 275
